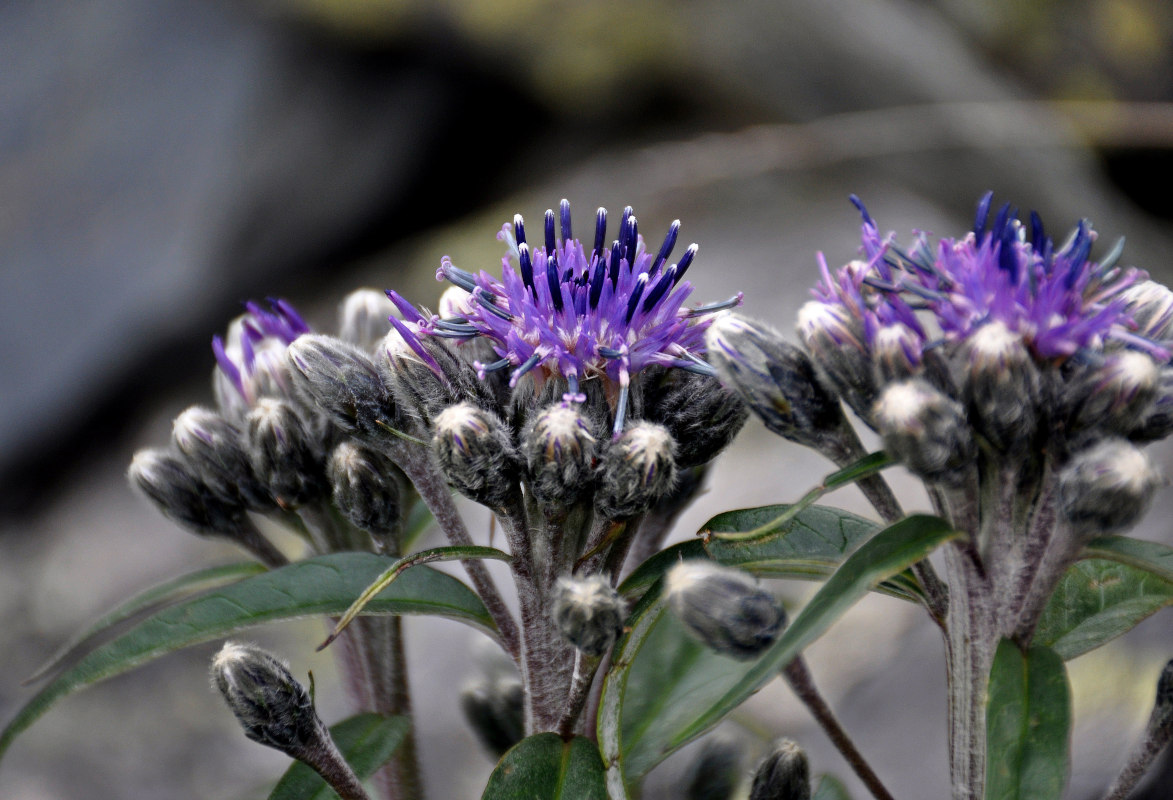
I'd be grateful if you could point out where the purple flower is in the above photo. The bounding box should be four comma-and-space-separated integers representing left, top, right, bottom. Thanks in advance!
813, 193, 1170, 367
387, 200, 740, 433
212, 299, 312, 418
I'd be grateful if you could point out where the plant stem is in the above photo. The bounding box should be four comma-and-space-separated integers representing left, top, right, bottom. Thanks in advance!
557, 651, 601, 739
1102, 721, 1173, 800
233, 519, 289, 568
782, 657, 896, 800
293, 723, 373, 800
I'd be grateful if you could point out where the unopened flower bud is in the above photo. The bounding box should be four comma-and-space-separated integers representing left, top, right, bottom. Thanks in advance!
460, 678, 525, 758
666, 561, 785, 660
432, 402, 518, 509
172, 406, 270, 510
377, 327, 493, 426
1073, 351, 1160, 436
705, 314, 839, 450
129, 448, 249, 537
211, 642, 321, 753
874, 379, 976, 487
872, 322, 923, 386
1120, 280, 1173, 341
551, 575, 626, 657
245, 399, 325, 508
288, 334, 397, 437
521, 403, 598, 509
796, 300, 876, 424
682, 732, 744, 800
962, 321, 1040, 451
643, 368, 748, 468
1131, 377, 1173, 442
596, 422, 677, 519
750, 739, 810, 800
328, 441, 402, 544
337, 288, 395, 352
1060, 438, 1160, 535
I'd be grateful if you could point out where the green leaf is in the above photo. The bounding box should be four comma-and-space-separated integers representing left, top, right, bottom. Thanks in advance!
401, 499, 435, 552
482, 734, 607, 800
1082, 536, 1173, 584
1035, 559, 1173, 660
269, 714, 409, 800
24, 561, 266, 684
984, 640, 1071, 800
0, 552, 494, 763
319, 545, 511, 651
600, 514, 956, 789
812, 774, 853, 800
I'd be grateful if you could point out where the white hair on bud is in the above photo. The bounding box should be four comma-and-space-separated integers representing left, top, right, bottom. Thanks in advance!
874, 381, 930, 430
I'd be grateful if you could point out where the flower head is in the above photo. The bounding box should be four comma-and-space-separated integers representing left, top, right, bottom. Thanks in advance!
213, 299, 312, 418
387, 200, 740, 434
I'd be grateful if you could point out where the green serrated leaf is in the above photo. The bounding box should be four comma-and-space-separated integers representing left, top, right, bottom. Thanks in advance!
25, 561, 266, 684
269, 714, 409, 800
812, 774, 853, 800
482, 733, 607, 800
1082, 536, 1173, 584
0, 553, 494, 763
1035, 559, 1173, 660
984, 640, 1071, 800
600, 514, 956, 790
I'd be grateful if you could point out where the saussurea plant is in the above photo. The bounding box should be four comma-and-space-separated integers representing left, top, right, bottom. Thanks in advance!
3, 197, 1173, 800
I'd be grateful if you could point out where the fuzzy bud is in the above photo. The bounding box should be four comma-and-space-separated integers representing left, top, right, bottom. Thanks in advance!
1059, 438, 1161, 535
211, 642, 321, 754
750, 739, 811, 800
705, 314, 839, 450
1120, 280, 1173, 341
874, 379, 976, 487
796, 300, 876, 424
682, 733, 744, 800
287, 334, 398, 438
432, 402, 518, 509
521, 403, 598, 509
666, 561, 785, 660
596, 422, 678, 519
245, 399, 325, 508
643, 368, 748, 468
459, 678, 525, 758
962, 321, 1040, 451
129, 448, 249, 537
871, 322, 924, 386
551, 575, 626, 657
337, 288, 395, 352
377, 328, 494, 426
172, 406, 271, 510
328, 441, 402, 543
1073, 351, 1161, 436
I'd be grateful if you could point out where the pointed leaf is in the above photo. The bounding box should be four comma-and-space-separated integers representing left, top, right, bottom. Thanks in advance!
984, 640, 1071, 800
1082, 536, 1173, 584
269, 713, 409, 800
1035, 559, 1173, 660
25, 561, 266, 684
0, 552, 493, 763
482, 733, 607, 800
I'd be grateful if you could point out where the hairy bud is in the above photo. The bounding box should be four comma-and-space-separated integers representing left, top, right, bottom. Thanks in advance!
705, 314, 840, 450
211, 642, 321, 753
378, 328, 494, 426
129, 448, 249, 537
328, 441, 402, 545
172, 406, 271, 510
871, 322, 924, 386
750, 739, 811, 800
551, 575, 626, 657
1120, 280, 1173, 341
596, 422, 678, 519
460, 678, 525, 758
1073, 351, 1161, 436
1060, 438, 1161, 535
962, 321, 1040, 451
337, 288, 395, 352
874, 380, 976, 487
287, 334, 399, 438
521, 403, 598, 509
245, 399, 325, 508
432, 402, 518, 509
796, 299, 876, 424
666, 561, 785, 660
643, 368, 748, 468
682, 732, 744, 800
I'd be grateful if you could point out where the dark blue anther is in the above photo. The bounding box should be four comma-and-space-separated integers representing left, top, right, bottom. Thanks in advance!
598, 346, 623, 358
1064, 221, 1092, 288
991, 203, 1013, 241
514, 214, 527, 247
434, 319, 478, 333
973, 191, 994, 236
642, 265, 676, 312
560, 199, 572, 243
518, 243, 535, 290
479, 358, 512, 373
589, 257, 606, 309
474, 291, 514, 320
621, 215, 638, 263
998, 226, 1019, 282
547, 252, 564, 313
544, 209, 556, 253
849, 194, 874, 226
674, 244, 698, 282
1100, 236, 1126, 271
625, 274, 648, 324
562, 267, 573, 283
649, 220, 680, 276
512, 352, 541, 382
685, 294, 742, 317
1030, 210, 1045, 249
609, 241, 622, 286
668, 359, 717, 377
592, 207, 607, 261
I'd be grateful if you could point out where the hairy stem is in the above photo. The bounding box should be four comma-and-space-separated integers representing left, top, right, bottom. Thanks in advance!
293, 723, 373, 800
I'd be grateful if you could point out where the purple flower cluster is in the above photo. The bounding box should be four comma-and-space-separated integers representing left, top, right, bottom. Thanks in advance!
808, 193, 1170, 367
212, 299, 312, 417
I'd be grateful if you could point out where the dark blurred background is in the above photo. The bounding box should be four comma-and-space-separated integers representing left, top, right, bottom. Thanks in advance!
2, 1, 1173, 797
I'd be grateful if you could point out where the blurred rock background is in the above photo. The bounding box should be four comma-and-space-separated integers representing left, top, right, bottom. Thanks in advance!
2, 0, 1173, 797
